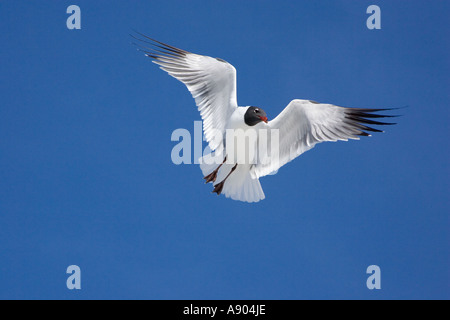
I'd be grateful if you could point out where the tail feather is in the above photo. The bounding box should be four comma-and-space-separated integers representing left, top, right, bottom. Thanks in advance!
200, 153, 265, 203
221, 167, 264, 203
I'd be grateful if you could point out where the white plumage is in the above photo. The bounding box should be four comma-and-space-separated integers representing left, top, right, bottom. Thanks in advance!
133, 33, 396, 203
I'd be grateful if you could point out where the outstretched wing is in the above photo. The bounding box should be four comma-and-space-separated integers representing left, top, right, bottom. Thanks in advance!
252, 99, 396, 178
133, 33, 238, 151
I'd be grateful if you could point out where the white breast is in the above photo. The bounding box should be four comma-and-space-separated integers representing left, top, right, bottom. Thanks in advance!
224, 107, 264, 165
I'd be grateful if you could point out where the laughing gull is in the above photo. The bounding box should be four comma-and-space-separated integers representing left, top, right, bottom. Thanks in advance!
132, 33, 397, 203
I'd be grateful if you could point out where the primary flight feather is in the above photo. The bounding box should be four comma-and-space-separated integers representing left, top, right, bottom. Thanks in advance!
132, 33, 397, 203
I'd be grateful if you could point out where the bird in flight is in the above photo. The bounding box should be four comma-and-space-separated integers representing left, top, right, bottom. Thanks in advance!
132, 33, 397, 203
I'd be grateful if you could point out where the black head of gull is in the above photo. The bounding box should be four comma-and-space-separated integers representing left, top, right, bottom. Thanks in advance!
244, 106, 268, 126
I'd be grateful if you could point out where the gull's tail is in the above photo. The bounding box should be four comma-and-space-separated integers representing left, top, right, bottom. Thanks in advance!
200, 154, 265, 203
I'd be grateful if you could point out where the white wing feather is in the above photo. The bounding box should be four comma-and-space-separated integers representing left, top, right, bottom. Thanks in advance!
252, 99, 395, 178
134, 34, 237, 151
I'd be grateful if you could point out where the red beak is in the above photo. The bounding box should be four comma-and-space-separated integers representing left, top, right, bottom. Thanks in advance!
259, 116, 268, 123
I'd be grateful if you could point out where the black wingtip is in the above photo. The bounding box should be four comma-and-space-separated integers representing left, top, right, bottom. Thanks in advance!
130, 31, 188, 53
342, 106, 401, 138
130, 31, 188, 62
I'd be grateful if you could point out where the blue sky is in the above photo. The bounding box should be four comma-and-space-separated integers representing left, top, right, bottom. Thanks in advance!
0, 1, 448, 299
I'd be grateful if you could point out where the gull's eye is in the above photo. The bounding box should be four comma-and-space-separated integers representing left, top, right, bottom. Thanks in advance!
254, 109, 259, 113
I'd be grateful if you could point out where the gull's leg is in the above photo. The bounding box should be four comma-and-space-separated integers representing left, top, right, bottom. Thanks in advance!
203, 156, 227, 184
212, 163, 238, 195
